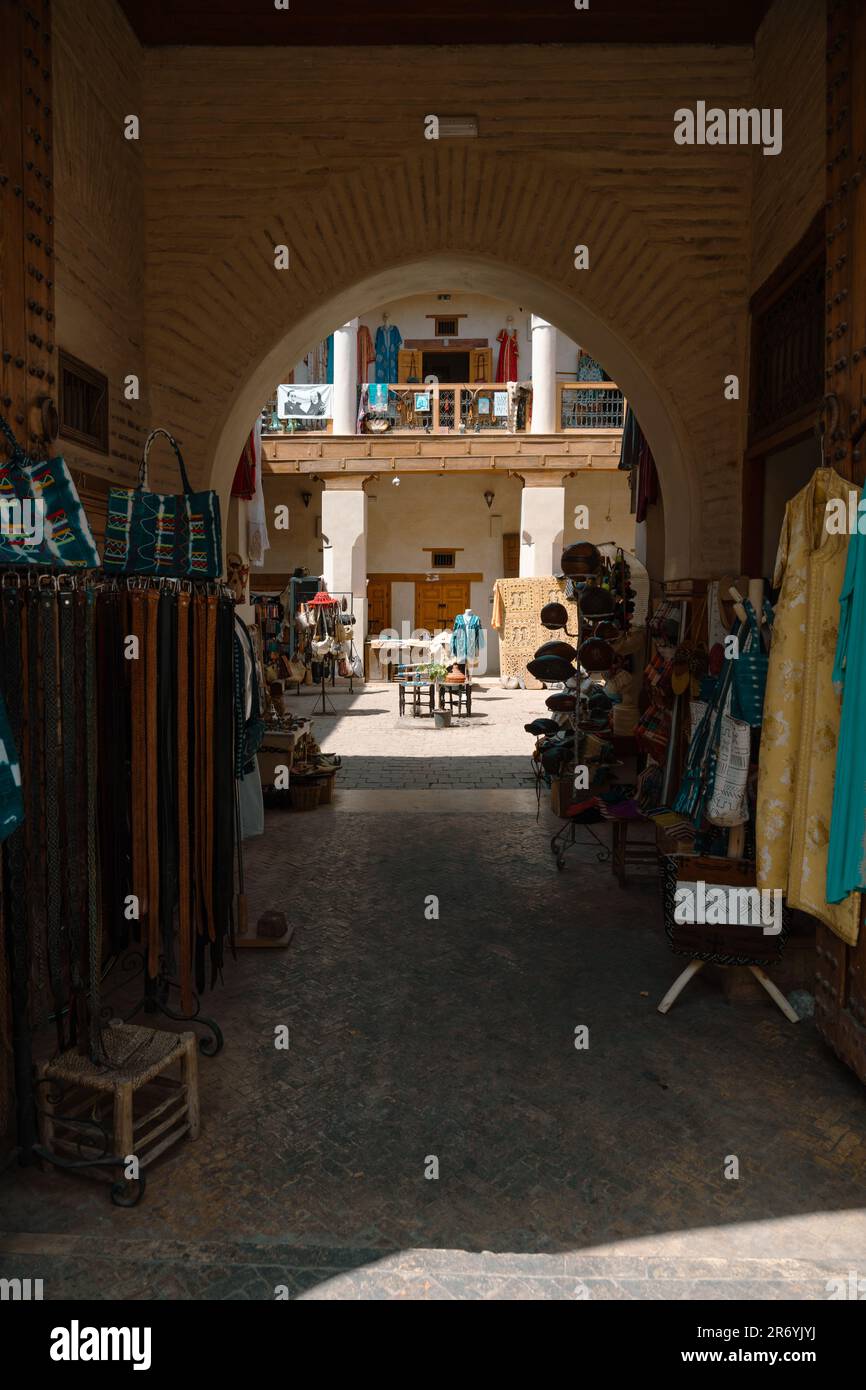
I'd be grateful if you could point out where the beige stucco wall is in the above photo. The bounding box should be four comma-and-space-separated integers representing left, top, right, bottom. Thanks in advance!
51, 0, 826, 577
242, 468, 634, 670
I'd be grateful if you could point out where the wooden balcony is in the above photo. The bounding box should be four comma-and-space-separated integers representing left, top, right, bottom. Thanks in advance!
262, 381, 625, 475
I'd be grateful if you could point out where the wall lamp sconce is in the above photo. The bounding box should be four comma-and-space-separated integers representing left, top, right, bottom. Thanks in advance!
484, 490, 495, 509
301, 491, 312, 508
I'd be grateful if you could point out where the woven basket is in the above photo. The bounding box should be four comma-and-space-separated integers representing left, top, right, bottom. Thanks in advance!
290, 778, 322, 811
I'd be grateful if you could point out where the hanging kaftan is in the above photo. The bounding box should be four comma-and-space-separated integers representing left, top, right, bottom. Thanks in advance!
450, 613, 483, 662
827, 479, 866, 915
495, 329, 519, 383
375, 324, 402, 384
756, 467, 859, 944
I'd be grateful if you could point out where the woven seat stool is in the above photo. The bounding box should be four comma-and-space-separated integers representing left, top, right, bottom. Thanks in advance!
37, 1022, 200, 1191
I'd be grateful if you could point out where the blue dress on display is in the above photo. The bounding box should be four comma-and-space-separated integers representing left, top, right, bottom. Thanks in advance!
375, 324, 402, 383
451, 612, 483, 662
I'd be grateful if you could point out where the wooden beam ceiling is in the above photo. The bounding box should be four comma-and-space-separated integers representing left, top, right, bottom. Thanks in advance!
118, 1, 773, 48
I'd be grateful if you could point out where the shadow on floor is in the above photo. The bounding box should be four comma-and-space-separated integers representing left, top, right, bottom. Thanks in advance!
1, 806, 864, 1299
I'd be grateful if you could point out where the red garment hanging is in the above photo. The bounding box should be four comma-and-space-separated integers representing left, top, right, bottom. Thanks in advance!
231, 429, 256, 500
495, 328, 519, 383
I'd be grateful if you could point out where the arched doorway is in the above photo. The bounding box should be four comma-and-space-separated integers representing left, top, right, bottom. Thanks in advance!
140, 148, 747, 583
209, 253, 688, 573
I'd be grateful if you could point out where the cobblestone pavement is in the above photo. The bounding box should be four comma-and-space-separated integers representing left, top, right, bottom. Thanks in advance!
2, 694, 866, 1300
309, 679, 540, 788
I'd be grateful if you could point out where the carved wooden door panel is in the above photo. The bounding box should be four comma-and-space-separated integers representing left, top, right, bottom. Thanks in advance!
0, 0, 55, 451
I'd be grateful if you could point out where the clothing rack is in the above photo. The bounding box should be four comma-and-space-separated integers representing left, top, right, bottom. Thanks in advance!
0, 569, 233, 1188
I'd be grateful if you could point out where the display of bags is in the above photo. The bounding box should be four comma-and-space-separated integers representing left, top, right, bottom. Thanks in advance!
102, 427, 222, 578
0, 414, 100, 569
731, 597, 773, 728
674, 619, 750, 828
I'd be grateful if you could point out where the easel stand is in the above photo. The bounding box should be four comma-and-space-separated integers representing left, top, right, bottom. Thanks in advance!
657, 960, 799, 1022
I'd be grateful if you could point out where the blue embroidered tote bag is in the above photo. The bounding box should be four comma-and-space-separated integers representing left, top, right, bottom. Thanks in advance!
0, 413, 100, 569
103, 427, 222, 579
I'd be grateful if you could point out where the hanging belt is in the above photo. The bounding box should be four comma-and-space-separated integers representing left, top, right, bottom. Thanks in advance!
176, 589, 193, 1014
84, 587, 103, 1061
58, 585, 84, 1042
144, 588, 160, 978
211, 593, 234, 980
202, 594, 217, 944
128, 588, 148, 954
40, 585, 66, 1052
156, 589, 178, 979
96, 587, 131, 954
26, 587, 48, 1018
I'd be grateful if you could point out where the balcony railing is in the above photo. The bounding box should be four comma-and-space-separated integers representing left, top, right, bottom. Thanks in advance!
262, 380, 625, 436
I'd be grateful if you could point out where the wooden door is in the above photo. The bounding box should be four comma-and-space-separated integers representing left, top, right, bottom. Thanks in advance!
0, 0, 55, 451
815, 1, 866, 1086
414, 580, 470, 634
397, 349, 423, 383
469, 348, 492, 383
502, 532, 520, 578
366, 580, 390, 636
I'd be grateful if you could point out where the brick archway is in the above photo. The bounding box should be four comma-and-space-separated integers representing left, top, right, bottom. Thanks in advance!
144, 149, 748, 578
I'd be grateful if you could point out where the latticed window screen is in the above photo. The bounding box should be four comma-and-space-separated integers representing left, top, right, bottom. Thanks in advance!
560, 386, 625, 431
750, 260, 823, 440
58, 351, 108, 453
432, 551, 456, 569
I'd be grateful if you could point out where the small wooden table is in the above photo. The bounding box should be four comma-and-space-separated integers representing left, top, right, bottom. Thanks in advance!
438, 682, 472, 717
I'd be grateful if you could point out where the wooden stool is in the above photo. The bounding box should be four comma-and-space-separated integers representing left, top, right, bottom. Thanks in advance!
38, 1022, 200, 1183
610, 818, 659, 886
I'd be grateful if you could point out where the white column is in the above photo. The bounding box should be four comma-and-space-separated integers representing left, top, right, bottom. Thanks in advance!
322, 481, 367, 654
530, 314, 557, 434
332, 318, 359, 435
519, 479, 566, 577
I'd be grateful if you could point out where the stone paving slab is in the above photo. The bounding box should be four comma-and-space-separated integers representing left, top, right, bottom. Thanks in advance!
1, 792, 865, 1300
305, 680, 545, 788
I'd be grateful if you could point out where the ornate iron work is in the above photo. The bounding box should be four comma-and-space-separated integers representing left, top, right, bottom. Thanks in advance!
103, 949, 224, 1056
31, 1076, 146, 1207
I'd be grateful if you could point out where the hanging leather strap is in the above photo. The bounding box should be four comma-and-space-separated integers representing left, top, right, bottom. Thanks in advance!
25, 587, 48, 1016
176, 589, 193, 1014
84, 587, 103, 1061
58, 587, 84, 1042
202, 594, 217, 943
40, 587, 66, 1051
128, 589, 148, 950
144, 588, 161, 978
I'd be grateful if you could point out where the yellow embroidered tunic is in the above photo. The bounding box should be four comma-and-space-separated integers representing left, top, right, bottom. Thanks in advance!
756, 467, 860, 944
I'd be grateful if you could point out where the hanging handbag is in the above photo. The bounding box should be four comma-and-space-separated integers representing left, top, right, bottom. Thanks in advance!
673, 620, 749, 827
0, 413, 100, 569
731, 597, 772, 728
102, 427, 222, 578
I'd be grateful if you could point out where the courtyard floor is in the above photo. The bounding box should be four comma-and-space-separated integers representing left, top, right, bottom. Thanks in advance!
1, 681, 865, 1299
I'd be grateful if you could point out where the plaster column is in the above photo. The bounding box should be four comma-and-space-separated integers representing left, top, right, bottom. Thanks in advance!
530, 314, 557, 434
322, 478, 367, 656
519, 475, 566, 577
332, 318, 359, 435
